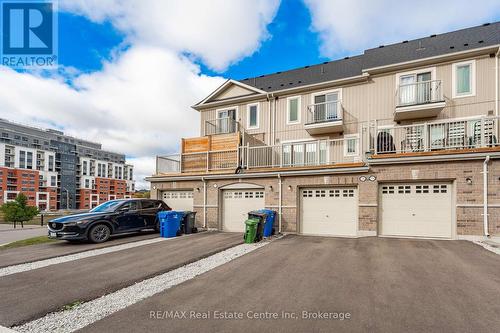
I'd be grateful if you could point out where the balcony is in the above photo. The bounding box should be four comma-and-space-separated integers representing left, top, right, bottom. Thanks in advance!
304, 101, 343, 134
374, 116, 499, 156
204, 118, 239, 135
155, 137, 362, 175
394, 80, 445, 121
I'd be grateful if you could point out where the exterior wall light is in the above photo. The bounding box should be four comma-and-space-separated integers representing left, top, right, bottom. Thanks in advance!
268, 185, 273, 191
213, 184, 218, 188
368, 175, 376, 182
287, 185, 293, 191
195, 187, 200, 192
152, 185, 157, 190
359, 176, 367, 182
466, 177, 472, 185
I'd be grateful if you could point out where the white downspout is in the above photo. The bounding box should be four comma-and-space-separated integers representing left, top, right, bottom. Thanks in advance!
495, 47, 499, 141
496, 47, 499, 118
483, 156, 490, 237
267, 93, 272, 146
202, 177, 207, 228
278, 174, 282, 234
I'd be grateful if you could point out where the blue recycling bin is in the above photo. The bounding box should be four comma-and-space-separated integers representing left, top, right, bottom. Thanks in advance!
257, 209, 276, 237
157, 211, 184, 238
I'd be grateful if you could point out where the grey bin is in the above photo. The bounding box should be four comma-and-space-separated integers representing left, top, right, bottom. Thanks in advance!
247, 211, 266, 242
181, 211, 197, 234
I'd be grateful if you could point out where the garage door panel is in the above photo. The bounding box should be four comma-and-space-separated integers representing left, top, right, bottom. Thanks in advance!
380, 183, 452, 238
161, 191, 194, 211
223, 190, 265, 232
301, 188, 358, 237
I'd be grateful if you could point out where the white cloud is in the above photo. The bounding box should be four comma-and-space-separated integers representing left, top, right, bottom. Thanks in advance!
60, 0, 280, 71
0, 1, 281, 190
126, 156, 156, 190
0, 46, 224, 189
304, 0, 500, 57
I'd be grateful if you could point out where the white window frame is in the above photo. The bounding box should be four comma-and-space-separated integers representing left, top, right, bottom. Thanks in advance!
310, 88, 342, 105
395, 67, 436, 88
286, 96, 301, 125
216, 106, 239, 121
246, 103, 259, 130
344, 134, 359, 157
281, 138, 329, 166
452, 60, 476, 99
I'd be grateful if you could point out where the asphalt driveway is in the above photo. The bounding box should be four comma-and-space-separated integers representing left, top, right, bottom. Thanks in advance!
0, 232, 243, 327
81, 235, 500, 333
0, 230, 160, 268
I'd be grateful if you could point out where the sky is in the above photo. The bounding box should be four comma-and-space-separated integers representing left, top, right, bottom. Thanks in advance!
1, 0, 500, 189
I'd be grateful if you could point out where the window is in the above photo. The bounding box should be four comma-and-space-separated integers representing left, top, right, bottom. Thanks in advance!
247, 103, 259, 129
19, 150, 26, 168
311, 91, 340, 122
287, 96, 300, 124
83, 161, 88, 175
85, 179, 90, 188
344, 135, 359, 156
452, 60, 475, 98
26, 152, 33, 169
48, 155, 54, 171
50, 176, 56, 187
141, 201, 156, 209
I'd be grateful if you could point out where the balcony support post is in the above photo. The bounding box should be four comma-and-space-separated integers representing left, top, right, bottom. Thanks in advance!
423, 123, 429, 152
480, 116, 486, 147
206, 151, 209, 172
246, 143, 250, 169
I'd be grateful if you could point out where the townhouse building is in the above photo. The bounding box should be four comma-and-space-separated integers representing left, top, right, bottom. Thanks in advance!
148, 22, 500, 239
0, 119, 135, 210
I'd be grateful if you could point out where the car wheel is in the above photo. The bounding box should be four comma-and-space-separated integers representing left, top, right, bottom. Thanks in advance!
154, 218, 160, 233
88, 224, 111, 243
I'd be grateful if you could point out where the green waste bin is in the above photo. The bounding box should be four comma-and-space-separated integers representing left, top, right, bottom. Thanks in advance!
244, 218, 260, 244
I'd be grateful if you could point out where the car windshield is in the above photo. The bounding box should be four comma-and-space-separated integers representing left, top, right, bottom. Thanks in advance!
90, 200, 123, 213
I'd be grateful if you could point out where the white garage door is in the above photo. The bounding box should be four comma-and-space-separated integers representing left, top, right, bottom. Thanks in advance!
300, 187, 358, 237
380, 183, 452, 238
223, 190, 265, 232
161, 191, 194, 211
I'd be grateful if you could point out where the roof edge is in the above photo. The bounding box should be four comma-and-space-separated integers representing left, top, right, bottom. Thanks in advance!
363, 44, 500, 74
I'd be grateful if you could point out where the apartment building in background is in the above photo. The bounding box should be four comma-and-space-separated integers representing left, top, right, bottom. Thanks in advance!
148, 22, 500, 240
0, 119, 135, 210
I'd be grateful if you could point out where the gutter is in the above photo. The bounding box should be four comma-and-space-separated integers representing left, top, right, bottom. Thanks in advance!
192, 74, 369, 111
147, 166, 369, 182
483, 156, 490, 236
368, 151, 500, 165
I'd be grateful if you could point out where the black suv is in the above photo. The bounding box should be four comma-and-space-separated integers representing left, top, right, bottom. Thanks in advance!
48, 199, 171, 243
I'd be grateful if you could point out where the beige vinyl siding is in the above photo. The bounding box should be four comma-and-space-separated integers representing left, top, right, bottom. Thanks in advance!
436, 55, 495, 119
213, 85, 256, 100
197, 53, 497, 145
199, 100, 269, 140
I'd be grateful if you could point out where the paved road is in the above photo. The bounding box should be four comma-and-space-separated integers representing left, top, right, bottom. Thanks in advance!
0, 232, 243, 327
0, 225, 48, 246
0, 231, 160, 268
82, 236, 500, 333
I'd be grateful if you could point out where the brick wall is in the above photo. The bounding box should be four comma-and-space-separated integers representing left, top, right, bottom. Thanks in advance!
150, 158, 500, 237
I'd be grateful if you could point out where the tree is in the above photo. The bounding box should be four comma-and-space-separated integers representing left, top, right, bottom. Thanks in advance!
1, 193, 39, 228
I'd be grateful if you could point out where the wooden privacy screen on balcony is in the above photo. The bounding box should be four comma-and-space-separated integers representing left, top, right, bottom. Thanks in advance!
181, 133, 240, 172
